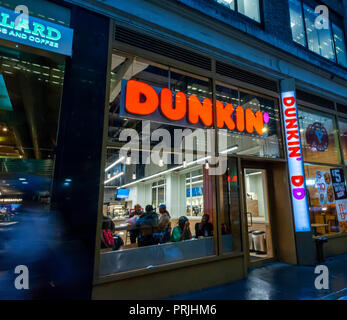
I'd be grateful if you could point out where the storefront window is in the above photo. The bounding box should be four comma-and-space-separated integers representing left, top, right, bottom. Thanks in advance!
216, 83, 283, 159
338, 120, 347, 165
100, 52, 222, 276
298, 108, 341, 164
305, 164, 347, 235
0, 45, 65, 223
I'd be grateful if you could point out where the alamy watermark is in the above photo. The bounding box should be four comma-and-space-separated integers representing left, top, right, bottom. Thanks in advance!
314, 265, 329, 290
14, 265, 29, 290
314, 5, 329, 30
113, 120, 234, 177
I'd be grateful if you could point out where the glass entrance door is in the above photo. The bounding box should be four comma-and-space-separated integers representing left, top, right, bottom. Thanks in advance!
244, 168, 274, 263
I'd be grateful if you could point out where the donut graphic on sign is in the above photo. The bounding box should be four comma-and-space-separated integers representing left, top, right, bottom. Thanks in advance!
306, 122, 328, 152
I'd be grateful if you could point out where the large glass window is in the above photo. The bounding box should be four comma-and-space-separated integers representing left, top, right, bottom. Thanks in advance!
99, 50, 282, 276
0, 45, 65, 239
100, 52, 224, 276
298, 108, 341, 164
338, 120, 347, 165
305, 164, 347, 236
289, 0, 347, 67
216, 83, 283, 159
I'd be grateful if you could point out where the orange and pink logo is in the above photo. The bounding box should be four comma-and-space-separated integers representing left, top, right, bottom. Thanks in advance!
121, 79, 270, 135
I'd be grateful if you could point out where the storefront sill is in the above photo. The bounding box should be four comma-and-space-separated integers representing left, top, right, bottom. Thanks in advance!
313, 232, 347, 240
94, 251, 244, 285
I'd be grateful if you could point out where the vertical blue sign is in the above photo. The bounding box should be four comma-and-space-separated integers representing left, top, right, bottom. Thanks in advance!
281, 90, 311, 232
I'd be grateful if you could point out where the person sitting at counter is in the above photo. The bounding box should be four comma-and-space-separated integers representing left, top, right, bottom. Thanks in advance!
170, 216, 192, 242
195, 214, 213, 238
135, 205, 158, 247
154, 209, 172, 244
129, 204, 143, 218
128, 204, 142, 244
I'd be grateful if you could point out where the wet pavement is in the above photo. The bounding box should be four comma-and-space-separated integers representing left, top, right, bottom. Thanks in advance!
0, 208, 94, 300
169, 253, 347, 300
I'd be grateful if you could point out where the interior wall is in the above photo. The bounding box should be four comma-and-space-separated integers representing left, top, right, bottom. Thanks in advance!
246, 173, 266, 218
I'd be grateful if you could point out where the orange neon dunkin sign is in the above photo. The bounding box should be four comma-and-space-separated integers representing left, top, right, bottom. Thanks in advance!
120, 79, 269, 135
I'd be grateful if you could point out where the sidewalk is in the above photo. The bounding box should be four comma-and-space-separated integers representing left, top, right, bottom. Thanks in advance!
169, 253, 347, 300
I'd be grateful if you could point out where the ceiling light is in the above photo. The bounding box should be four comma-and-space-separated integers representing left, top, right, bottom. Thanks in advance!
104, 171, 124, 184
105, 156, 125, 172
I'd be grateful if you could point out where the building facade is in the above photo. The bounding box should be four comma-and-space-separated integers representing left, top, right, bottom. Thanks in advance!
1, 0, 347, 299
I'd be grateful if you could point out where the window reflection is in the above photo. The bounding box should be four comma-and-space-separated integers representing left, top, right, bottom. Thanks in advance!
237, 0, 260, 23
216, 0, 235, 10
216, 83, 282, 159
215, 0, 260, 22
333, 24, 347, 68
100, 52, 225, 275
338, 120, 347, 165
289, 0, 306, 46
0, 45, 64, 223
298, 108, 341, 164
289, 0, 347, 67
303, 4, 335, 61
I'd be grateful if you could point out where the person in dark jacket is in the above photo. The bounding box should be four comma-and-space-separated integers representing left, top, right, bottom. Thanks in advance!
128, 204, 142, 243
195, 214, 213, 238
135, 205, 158, 247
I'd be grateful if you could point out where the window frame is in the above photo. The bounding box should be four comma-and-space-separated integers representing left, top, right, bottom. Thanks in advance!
214, 0, 263, 24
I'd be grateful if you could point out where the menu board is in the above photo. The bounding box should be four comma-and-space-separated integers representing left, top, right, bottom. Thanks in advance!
315, 170, 335, 205
330, 168, 347, 200
336, 199, 347, 233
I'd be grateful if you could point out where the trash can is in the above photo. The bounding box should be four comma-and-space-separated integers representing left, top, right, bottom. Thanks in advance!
315, 237, 328, 263
248, 231, 255, 252
252, 231, 267, 253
